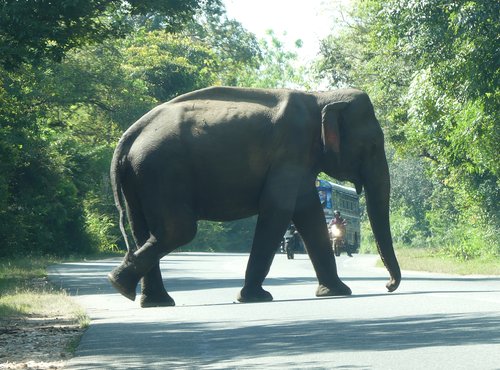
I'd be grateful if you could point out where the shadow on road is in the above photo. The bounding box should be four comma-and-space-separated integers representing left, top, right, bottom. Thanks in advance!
51, 256, 500, 369
69, 312, 500, 369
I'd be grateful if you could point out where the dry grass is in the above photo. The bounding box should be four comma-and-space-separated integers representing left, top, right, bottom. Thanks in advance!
0, 290, 89, 327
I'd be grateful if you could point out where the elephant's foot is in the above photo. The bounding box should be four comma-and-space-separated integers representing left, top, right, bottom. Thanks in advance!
107, 262, 142, 301
315, 281, 352, 297
237, 286, 273, 303
140, 291, 176, 308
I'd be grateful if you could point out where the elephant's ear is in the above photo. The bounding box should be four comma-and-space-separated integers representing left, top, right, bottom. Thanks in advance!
321, 102, 349, 153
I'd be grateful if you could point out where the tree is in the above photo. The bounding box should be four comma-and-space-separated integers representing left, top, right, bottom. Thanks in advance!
0, 1, 268, 256
316, 0, 500, 257
235, 31, 313, 89
0, 63, 96, 257
0, 0, 214, 69
182, 1, 261, 86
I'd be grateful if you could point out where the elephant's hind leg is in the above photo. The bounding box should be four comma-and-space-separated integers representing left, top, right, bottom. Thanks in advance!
138, 205, 197, 307
126, 208, 177, 307
107, 236, 160, 302
140, 262, 175, 307
109, 186, 197, 305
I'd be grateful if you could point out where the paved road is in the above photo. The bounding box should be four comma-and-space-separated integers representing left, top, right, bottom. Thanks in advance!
48, 253, 500, 369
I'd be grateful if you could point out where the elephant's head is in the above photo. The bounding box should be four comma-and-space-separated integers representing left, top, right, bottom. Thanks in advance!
317, 89, 401, 292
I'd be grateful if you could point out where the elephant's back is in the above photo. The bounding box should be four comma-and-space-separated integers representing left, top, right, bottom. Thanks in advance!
169, 86, 284, 108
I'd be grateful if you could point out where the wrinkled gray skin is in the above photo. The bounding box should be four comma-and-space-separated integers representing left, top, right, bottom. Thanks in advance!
108, 86, 401, 307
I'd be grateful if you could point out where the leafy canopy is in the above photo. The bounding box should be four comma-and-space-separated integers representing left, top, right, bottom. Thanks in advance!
316, 0, 499, 257
0, 0, 215, 68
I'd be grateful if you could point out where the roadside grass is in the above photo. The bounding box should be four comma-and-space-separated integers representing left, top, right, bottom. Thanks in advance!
0, 256, 90, 328
386, 248, 500, 275
0, 257, 52, 293
0, 291, 89, 326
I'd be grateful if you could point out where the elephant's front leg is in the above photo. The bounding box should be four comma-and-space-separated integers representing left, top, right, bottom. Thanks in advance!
237, 169, 299, 303
292, 185, 352, 297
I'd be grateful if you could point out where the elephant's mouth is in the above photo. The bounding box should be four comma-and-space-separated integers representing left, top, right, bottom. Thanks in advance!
334, 172, 363, 195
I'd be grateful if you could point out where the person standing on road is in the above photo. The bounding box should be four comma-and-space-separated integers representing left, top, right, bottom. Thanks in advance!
284, 224, 298, 259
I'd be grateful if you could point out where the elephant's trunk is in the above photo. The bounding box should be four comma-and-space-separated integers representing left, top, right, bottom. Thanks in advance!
364, 155, 401, 292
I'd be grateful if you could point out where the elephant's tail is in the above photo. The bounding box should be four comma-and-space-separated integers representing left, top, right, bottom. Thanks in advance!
110, 106, 162, 253
110, 135, 132, 253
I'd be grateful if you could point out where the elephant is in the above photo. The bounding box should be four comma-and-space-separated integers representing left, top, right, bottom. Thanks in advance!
107, 86, 401, 307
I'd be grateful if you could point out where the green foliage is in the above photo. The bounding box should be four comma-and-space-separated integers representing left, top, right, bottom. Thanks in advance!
84, 195, 121, 253
316, 0, 499, 260
0, 0, 210, 69
0, 67, 93, 258
235, 31, 313, 89
183, 1, 261, 85
0, 256, 58, 294
390, 206, 424, 246
182, 217, 257, 252
359, 218, 377, 254
387, 248, 500, 275
0, 1, 287, 258
121, 30, 220, 101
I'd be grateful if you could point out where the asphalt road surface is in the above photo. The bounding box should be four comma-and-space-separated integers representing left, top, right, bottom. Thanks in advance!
48, 253, 500, 369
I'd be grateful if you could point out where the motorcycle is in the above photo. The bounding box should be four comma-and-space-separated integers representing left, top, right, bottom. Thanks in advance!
329, 223, 345, 257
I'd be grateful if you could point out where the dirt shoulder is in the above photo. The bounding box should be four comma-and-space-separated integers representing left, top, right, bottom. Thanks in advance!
0, 315, 85, 370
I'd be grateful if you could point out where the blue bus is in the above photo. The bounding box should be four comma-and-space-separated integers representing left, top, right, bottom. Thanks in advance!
316, 179, 361, 253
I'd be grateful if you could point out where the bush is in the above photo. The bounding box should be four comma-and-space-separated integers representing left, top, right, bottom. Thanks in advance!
84, 198, 121, 253
0, 133, 92, 258
182, 217, 257, 252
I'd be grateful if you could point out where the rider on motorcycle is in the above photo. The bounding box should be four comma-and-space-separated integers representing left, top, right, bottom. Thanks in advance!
284, 224, 298, 259
329, 211, 352, 257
